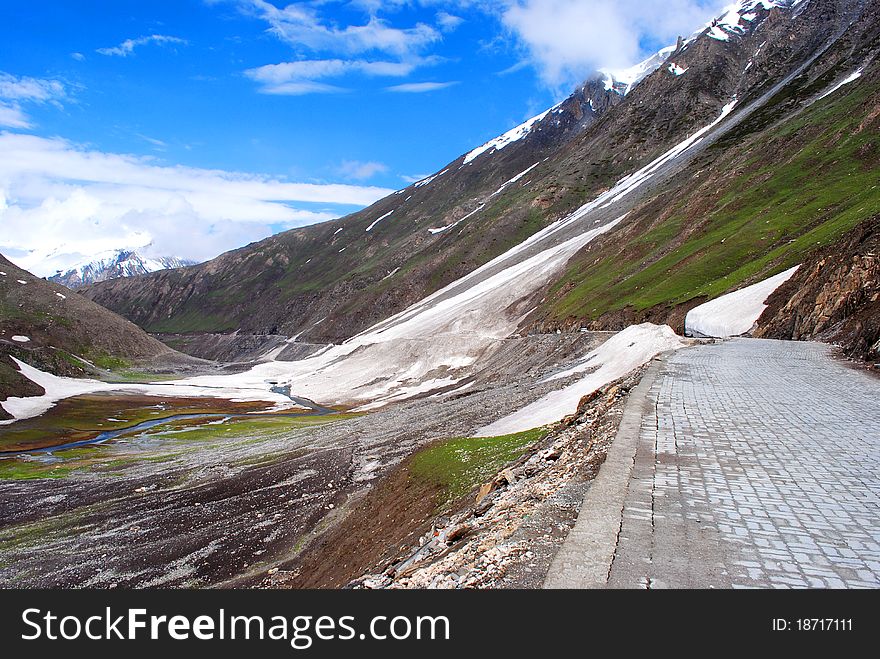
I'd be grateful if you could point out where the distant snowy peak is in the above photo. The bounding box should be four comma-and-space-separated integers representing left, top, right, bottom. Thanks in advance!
601, 0, 807, 90
48, 249, 196, 288
456, 0, 805, 169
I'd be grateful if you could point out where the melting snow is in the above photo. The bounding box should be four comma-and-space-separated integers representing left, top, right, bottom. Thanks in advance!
668, 63, 688, 76
685, 265, 800, 338
0, 271, 6, 276
428, 223, 458, 235
17, 280, 27, 285
11, 335, 30, 343
703, 0, 797, 42
55, 292, 66, 299
428, 164, 539, 236
414, 169, 448, 187
601, 45, 677, 95
333, 227, 343, 236
366, 209, 394, 232
428, 203, 485, 235
475, 324, 684, 437
491, 163, 540, 197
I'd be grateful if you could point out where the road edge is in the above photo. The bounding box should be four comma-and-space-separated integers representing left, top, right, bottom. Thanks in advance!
542, 352, 669, 589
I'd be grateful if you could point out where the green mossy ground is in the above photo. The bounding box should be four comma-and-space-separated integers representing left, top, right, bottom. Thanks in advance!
409, 428, 548, 507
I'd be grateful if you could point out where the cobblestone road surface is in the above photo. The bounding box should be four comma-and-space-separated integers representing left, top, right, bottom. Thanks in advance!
551, 339, 880, 589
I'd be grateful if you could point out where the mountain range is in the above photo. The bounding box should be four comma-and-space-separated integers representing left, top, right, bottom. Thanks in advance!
2, 0, 878, 402
75, 0, 879, 366
47, 249, 196, 289
1, 0, 879, 591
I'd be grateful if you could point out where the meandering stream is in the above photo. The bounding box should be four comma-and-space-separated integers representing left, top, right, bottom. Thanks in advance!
2, 387, 337, 456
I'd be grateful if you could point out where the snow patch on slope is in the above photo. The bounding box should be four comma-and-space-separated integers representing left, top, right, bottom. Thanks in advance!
462, 108, 554, 165
702, 0, 804, 42
601, 45, 677, 95
685, 265, 799, 338
475, 324, 684, 437
815, 67, 864, 102
366, 209, 394, 232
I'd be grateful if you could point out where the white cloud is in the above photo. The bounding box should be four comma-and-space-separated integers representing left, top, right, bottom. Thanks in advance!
338, 160, 388, 180
252, 79, 348, 95
71, 52, 86, 61
245, 57, 435, 93
0, 72, 67, 129
0, 72, 66, 104
136, 134, 168, 150
0, 132, 394, 275
437, 11, 465, 32
229, 0, 450, 94
0, 103, 32, 129
500, 0, 730, 89
96, 34, 188, 57
239, 0, 440, 57
386, 81, 458, 92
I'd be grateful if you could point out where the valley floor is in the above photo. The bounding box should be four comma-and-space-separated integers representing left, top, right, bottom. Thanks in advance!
0, 332, 606, 588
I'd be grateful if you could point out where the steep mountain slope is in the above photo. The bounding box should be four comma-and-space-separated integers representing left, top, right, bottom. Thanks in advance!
48, 249, 196, 288
531, 0, 879, 343
83, 0, 878, 363
0, 254, 183, 416
536, 37, 879, 332
81, 78, 620, 345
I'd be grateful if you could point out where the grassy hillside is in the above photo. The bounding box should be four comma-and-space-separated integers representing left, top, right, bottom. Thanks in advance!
540, 65, 880, 332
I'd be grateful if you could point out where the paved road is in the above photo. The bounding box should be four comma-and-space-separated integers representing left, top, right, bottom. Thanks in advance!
546, 339, 880, 589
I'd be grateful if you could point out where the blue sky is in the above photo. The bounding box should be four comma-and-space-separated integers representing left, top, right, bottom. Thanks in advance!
0, 0, 730, 275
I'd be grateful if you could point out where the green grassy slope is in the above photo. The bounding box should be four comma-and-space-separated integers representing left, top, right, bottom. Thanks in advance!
541, 69, 880, 330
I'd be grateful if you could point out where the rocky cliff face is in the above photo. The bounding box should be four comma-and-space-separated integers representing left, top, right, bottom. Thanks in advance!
757, 218, 880, 361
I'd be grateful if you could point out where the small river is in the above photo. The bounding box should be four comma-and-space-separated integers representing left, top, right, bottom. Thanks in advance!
2, 387, 337, 456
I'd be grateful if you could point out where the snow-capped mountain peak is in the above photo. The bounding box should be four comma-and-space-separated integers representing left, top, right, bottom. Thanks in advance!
48, 249, 196, 288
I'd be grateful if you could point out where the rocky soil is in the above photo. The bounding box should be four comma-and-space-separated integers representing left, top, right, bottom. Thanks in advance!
262, 367, 640, 590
